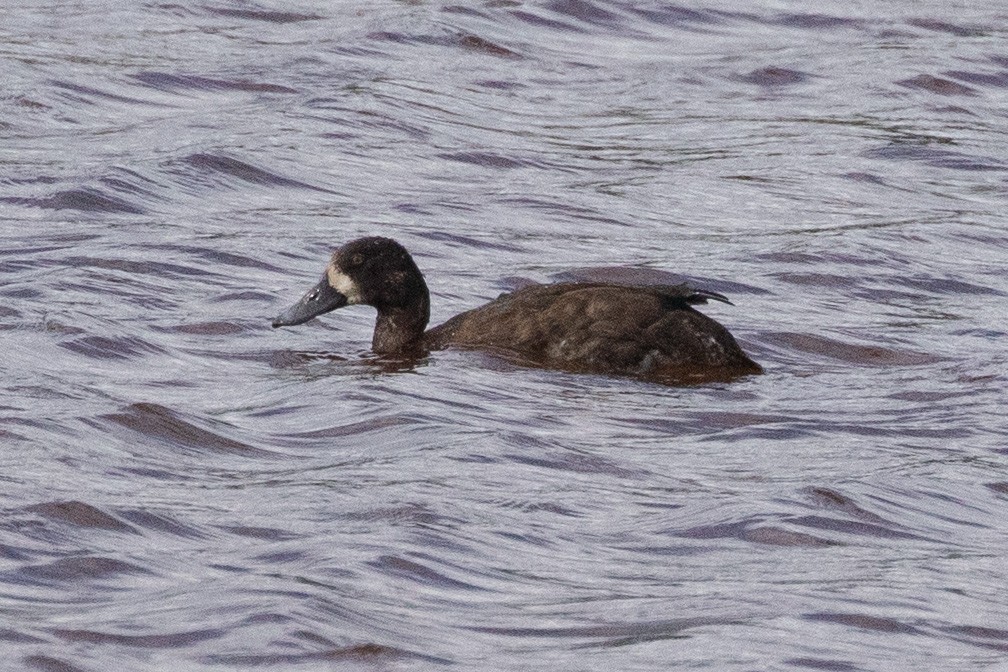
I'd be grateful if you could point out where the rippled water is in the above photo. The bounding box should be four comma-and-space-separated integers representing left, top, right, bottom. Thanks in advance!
3, 1, 1008, 670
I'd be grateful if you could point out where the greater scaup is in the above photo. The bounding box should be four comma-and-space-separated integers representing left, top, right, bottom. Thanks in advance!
272, 237, 762, 384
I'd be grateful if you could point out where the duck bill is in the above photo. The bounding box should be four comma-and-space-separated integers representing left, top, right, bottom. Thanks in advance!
272, 275, 348, 328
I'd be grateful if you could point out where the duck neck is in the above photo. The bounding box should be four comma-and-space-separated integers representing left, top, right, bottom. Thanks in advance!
372, 294, 430, 354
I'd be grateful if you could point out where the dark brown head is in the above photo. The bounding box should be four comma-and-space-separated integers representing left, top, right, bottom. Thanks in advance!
272, 237, 430, 352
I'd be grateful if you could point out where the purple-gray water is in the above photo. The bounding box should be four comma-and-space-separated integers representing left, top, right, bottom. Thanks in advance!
2, 1, 1007, 670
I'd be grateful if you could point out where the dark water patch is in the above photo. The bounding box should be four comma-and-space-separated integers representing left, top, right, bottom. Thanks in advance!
424, 230, 526, 253
393, 202, 433, 216
898, 275, 1003, 296
627, 5, 725, 30
334, 503, 446, 526
504, 447, 642, 478
202, 5, 321, 23
510, 8, 585, 33
152, 244, 282, 272
12, 96, 53, 111
800, 422, 971, 441
773, 272, 859, 290
0, 264, 43, 280
59, 254, 217, 282
457, 33, 522, 59
553, 266, 690, 287
51, 626, 223, 648
675, 519, 836, 547
157, 321, 248, 336
218, 525, 302, 541
623, 543, 711, 558
744, 527, 836, 547
0, 542, 33, 562
496, 196, 630, 227
98, 177, 163, 205
842, 171, 887, 185
23, 655, 89, 672
369, 554, 486, 591
473, 78, 524, 91
49, 80, 163, 108
18, 556, 145, 583
117, 508, 205, 539
306, 98, 432, 140
437, 151, 535, 169
765, 332, 941, 366
942, 623, 1008, 652
786, 657, 862, 671
800, 487, 890, 525
470, 616, 739, 644
149, 3, 200, 17
117, 465, 197, 482
260, 348, 355, 369
896, 74, 978, 96
887, 389, 962, 402
0, 428, 28, 441
1, 628, 46, 643
207, 643, 452, 666
545, 0, 624, 28
367, 30, 521, 59
26, 501, 136, 534
364, 30, 411, 43
173, 153, 331, 192
790, 515, 930, 542
753, 250, 826, 265
864, 142, 1004, 171
985, 482, 1008, 495
98, 402, 272, 458
0, 233, 100, 256
503, 499, 580, 518
209, 290, 277, 303
612, 412, 796, 438
60, 335, 167, 361
687, 410, 797, 432
0, 175, 60, 188
1, 189, 145, 215
771, 13, 863, 30
907, 18, 987, 37
737, 67, 813, 87
944, 69, 1008, 88
131, 71, 298, 94
933, 104, 976, 116
0, 285, 43, 299
804, 612, 924, 636
442, 5, 486, 18
802, 239, 927, 268
289, 413, 421, 440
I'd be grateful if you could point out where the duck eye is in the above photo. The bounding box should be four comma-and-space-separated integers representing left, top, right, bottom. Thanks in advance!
351, 253, 364, 267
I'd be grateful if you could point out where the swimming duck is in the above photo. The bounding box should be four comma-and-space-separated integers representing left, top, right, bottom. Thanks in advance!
272, 237, 762, 384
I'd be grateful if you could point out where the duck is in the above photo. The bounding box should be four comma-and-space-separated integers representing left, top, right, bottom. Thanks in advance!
272, 236, 762, 384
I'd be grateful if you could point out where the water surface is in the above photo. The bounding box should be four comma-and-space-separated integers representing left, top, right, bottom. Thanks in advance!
2, 1, 1008, 670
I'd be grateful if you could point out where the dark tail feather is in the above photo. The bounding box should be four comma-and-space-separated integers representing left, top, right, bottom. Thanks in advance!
687, 287, 733, 306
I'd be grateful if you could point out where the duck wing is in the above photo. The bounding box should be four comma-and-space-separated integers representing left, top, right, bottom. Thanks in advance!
423, 282, 758, 380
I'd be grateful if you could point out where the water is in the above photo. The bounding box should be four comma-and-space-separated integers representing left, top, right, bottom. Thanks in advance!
2, 1, 1008, 670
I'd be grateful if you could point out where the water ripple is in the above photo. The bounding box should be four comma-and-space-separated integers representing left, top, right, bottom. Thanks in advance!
3, 0, 1008, 670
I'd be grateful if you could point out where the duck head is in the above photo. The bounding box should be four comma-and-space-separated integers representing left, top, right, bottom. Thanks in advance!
272, 237, 431, 353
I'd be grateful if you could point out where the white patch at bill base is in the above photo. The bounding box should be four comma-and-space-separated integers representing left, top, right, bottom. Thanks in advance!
327, 266, 363, 304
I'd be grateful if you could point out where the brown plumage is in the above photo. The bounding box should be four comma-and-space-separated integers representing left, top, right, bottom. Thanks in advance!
273, 237, 761, 385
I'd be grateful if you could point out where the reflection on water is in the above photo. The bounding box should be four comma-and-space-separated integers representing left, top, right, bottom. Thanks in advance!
2, 1, 1008, 670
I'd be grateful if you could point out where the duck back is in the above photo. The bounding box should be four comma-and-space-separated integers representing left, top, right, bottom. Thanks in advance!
423, 283, 761, 383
